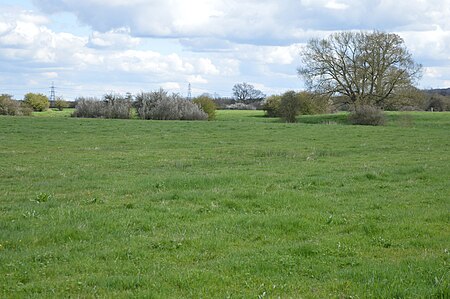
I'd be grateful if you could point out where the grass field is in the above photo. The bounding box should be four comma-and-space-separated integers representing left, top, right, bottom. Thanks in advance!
1, 110, 449, 297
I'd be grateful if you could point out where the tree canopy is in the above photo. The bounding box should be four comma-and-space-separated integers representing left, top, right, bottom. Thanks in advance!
23, 93, 50, 111
232, 82, 266, 102
298, 31, 422, 108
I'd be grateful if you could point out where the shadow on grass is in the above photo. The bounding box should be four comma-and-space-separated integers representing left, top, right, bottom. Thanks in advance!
260, 113, 350, 125
297, 113, 350, 125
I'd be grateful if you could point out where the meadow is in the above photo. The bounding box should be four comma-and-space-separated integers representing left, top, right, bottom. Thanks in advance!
0, 110, 449, 298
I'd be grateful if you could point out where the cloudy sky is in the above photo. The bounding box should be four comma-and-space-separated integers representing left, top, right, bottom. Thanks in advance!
1, 0, 449, 100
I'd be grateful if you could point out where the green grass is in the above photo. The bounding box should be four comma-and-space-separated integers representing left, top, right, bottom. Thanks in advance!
1, 111, 449, 297
32, 108, 74, 118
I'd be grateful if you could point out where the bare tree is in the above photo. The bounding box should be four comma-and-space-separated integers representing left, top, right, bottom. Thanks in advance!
298, 31, 422, 109
232, 82, 266, 102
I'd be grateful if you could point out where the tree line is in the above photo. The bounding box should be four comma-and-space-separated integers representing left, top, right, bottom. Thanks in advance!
1, 31, 449, 124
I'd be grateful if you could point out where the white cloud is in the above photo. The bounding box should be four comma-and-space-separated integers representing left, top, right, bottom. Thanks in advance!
160, 82, 181, 91
42, 71, 58, 78
187, 75, 208, 84
0, 6, 233, 98
29, 0, 450, 45
400, 28, 450, 65
196, 58, 219, 75
87, 28, 141, 49
1, 0, 449, 100
324, 0, 350, 10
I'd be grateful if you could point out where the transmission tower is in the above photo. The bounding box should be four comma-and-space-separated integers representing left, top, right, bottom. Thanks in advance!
187, 82, 192, 100
50, 82, 56, 102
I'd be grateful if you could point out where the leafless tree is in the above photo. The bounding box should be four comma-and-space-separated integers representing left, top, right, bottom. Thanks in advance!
298, 31, 422, 109
232, 82, 266, 102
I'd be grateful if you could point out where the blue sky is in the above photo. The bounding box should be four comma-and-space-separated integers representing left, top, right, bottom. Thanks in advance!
1, 0, 449, 100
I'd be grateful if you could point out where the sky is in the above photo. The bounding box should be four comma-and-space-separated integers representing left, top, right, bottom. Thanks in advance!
0, 0, 449, 100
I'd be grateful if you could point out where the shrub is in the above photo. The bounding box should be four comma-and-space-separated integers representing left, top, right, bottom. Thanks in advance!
18, 105, 33, 116
72, 97, 104, 118
72, 95, 132, 119
135, 89, 207, 120
280, 91, 301, 123
23, 93, 50, 111
265, 92, 331, 117
0, 94, 32, 116
0, 94, 20, 115
263, 95, 281, 117
55, 97, 68, 111
193, 96, 217, 120
177, 97, 208, 120
348, 105, 386, 126
135, 90, 164, 119
103, 93, 132, 119
298, 92, 331, 115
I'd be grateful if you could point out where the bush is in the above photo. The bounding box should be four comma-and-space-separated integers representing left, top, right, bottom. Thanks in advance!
0, 94, 32, 116
103, 93, 132, 119
177, 97, 209, 120
298, 92, 331, 115
280, 91, 301, 123
263, 95, 281, 117
23, 93, 50, 111
0, 94, 20, 115
135, 89, 207, 121
72, 95, 132, 119
55, 97, 68, 111
193, 96, 217, 120
135, 90, 164, 119
264, 92, 331, 117
72, 97, 104, 118
348, 105, 386, 126
72, 95, 131, 119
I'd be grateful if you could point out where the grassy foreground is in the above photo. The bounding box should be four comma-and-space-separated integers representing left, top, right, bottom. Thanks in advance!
0, 111, 449, 297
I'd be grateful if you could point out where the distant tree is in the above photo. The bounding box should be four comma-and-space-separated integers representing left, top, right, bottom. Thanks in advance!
0, 94, 32, 116
212, 97, 234, 109
385, 86, 427, 111
54, 96, 68, 111
280, 91, 301, 123
193, 95, 217, 120
263, 95, 282, 117
23, 93, 50, 111
425, 93, 450, 111
298, 31, 422, 109
232, 82, 266, 103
